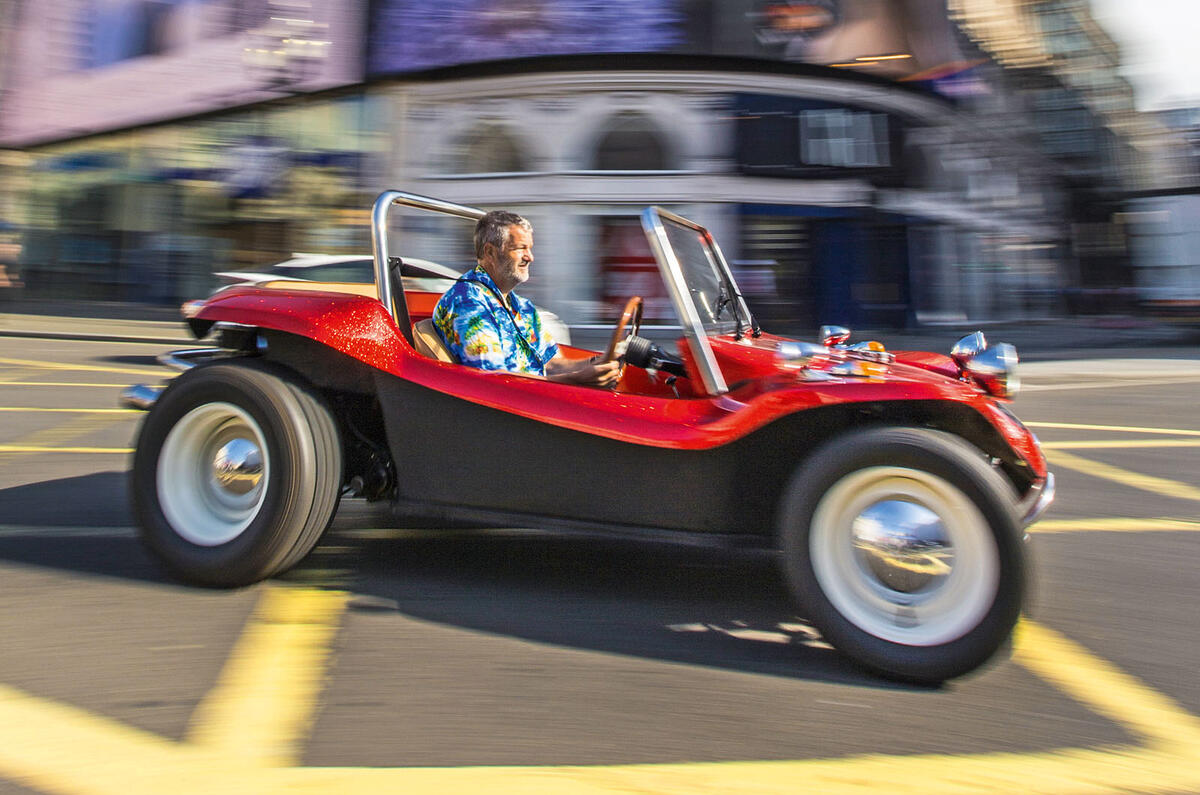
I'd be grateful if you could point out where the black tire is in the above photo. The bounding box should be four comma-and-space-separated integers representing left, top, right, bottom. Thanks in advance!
132, 360, 342, 587
777, 427, 1026, 683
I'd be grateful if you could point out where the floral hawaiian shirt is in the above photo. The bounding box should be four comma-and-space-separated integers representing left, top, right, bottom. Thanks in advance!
432, 266, 558, 376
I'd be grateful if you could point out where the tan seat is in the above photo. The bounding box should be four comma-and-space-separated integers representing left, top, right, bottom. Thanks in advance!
412, 318, 456, 363
257, 280, 378, 298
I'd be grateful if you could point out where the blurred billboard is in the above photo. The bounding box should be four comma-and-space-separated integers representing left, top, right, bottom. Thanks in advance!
368, 0, 976, 92
0, 0, 365, 148
368, 0, 684, 73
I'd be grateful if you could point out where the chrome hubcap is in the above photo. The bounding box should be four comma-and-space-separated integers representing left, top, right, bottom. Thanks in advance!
211, 437, 263, 497
158, 402, 270, 547
810, 466, 998, 646
852, 500, 954, 595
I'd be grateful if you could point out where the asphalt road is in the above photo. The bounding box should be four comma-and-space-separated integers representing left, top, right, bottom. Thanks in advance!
1, 335, 1199, 794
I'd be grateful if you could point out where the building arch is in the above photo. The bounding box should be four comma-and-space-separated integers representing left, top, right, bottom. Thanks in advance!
589, 111, 675, 171
446, 122, 530, 174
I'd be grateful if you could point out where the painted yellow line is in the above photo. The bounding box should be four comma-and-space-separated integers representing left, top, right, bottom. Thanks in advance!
0, 445, 133, 454
1014, 620, 1200, 749
0, 357, 164, 377
1022, 376, 1200, 393
1042, 439, 1200, 449
0, 407, 138, 414
1045, 449, 1200, 503
0, 382, 128, 388
185, 586, 348, 768
0, 682, 265, 795
1032, 517, 1200, 533
1, 591, 1200, 794
1027, 421, 1200, 437
0, 413, 136, 456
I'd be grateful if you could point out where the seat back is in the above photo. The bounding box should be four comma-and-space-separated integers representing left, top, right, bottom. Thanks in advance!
412, 318, 456, 363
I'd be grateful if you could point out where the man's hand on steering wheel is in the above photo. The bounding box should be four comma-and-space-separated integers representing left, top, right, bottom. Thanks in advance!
602, 296, 644, 363
544, 297, 642, 388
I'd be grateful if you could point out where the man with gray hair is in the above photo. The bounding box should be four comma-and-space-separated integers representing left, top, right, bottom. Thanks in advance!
432, 210, 620, 386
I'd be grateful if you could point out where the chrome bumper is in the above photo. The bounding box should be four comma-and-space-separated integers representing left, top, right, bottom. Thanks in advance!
120, 348, 238, 411
1019, 472, 1056, 528
120, 383, 163, 411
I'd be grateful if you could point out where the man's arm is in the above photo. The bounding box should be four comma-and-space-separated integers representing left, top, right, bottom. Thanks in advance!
544, 353, 622, 387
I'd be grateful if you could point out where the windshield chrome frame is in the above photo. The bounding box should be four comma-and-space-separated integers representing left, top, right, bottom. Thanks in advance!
371, 190, 485, 343
640, 207, 733, 396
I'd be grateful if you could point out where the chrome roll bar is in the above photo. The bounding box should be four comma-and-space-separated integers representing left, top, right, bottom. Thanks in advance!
371, 190, 485, 343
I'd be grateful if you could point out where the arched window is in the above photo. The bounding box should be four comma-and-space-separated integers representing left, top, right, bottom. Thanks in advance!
591, 112, 673, 171
448, 124, 527, 174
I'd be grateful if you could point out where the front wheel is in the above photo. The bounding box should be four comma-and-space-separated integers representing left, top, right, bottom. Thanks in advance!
777, 427, 1026, 683
132, 360, 342, 587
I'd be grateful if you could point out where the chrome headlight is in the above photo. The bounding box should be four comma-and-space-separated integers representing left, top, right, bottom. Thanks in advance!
962, 342, 1020, 398
950, 331, 987, 368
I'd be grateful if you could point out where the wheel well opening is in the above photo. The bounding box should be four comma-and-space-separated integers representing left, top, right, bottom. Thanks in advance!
739, 401, 1037, 536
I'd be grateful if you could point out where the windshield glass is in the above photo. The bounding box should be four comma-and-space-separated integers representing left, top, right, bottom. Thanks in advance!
660, 218, 742, 337
641, 207, 755, 396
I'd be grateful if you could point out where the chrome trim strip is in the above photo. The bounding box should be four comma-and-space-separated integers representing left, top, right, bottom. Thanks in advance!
640, 207, 728, 396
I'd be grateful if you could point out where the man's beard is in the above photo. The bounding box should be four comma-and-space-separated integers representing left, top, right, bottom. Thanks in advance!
505, 262, 530, 286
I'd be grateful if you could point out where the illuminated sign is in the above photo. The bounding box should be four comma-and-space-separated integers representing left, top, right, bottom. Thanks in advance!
0, 0, 365, 148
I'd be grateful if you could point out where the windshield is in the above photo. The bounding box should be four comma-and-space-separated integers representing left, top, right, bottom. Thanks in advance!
641, 207, 755, 396
659, 220, 742, 336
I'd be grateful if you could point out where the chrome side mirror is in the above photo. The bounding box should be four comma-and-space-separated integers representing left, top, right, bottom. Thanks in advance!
819, 325, 851, 347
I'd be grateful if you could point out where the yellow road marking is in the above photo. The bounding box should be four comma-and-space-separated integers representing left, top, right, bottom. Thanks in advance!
8, 413, 133, 447
0, 407, 138, 414
1033, 517, 1200, 533
1027, 421, 1200, 437
0, 367, 39, 385
1022, 376, 1200, 393
0, 357, 164, 377
0, 445, 133, 454
187, 586, 347, 768
1045, 449, 1200, 503
1, 580, 1200, 794
0, 382, 128, 388
1043, 439, 1200, 449
1014, 620, 1200, 750
0, 413, 135, 458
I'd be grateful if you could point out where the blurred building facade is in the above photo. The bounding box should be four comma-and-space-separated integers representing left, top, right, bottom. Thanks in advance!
1, 0, 1193, 331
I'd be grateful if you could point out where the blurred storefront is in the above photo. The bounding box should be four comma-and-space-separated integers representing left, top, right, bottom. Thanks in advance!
6, 94, 388, 303
0, 0, 1152, 331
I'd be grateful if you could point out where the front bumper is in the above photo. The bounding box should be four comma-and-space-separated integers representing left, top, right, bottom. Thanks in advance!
1018, 472, 1055, 528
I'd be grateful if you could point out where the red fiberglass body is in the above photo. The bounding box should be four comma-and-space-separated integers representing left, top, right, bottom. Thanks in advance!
194, 285, 1047, 480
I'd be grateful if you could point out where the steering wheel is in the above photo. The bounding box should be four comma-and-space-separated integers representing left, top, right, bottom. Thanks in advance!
601, 296, 644, 363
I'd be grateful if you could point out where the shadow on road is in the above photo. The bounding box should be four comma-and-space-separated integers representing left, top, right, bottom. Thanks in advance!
99, 354, 163, 367
0, 533, 170, 584
0, 471, 131, 527
0, 470, 173, 583
0, 476, 927, 688
321, 527, 916, 690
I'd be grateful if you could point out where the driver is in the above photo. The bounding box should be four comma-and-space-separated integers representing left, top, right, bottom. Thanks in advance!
432, 210, 621, 387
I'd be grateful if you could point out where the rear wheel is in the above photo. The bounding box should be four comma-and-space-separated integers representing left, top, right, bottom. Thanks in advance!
777, 427, 1025, 683
132, 360, 341, 587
